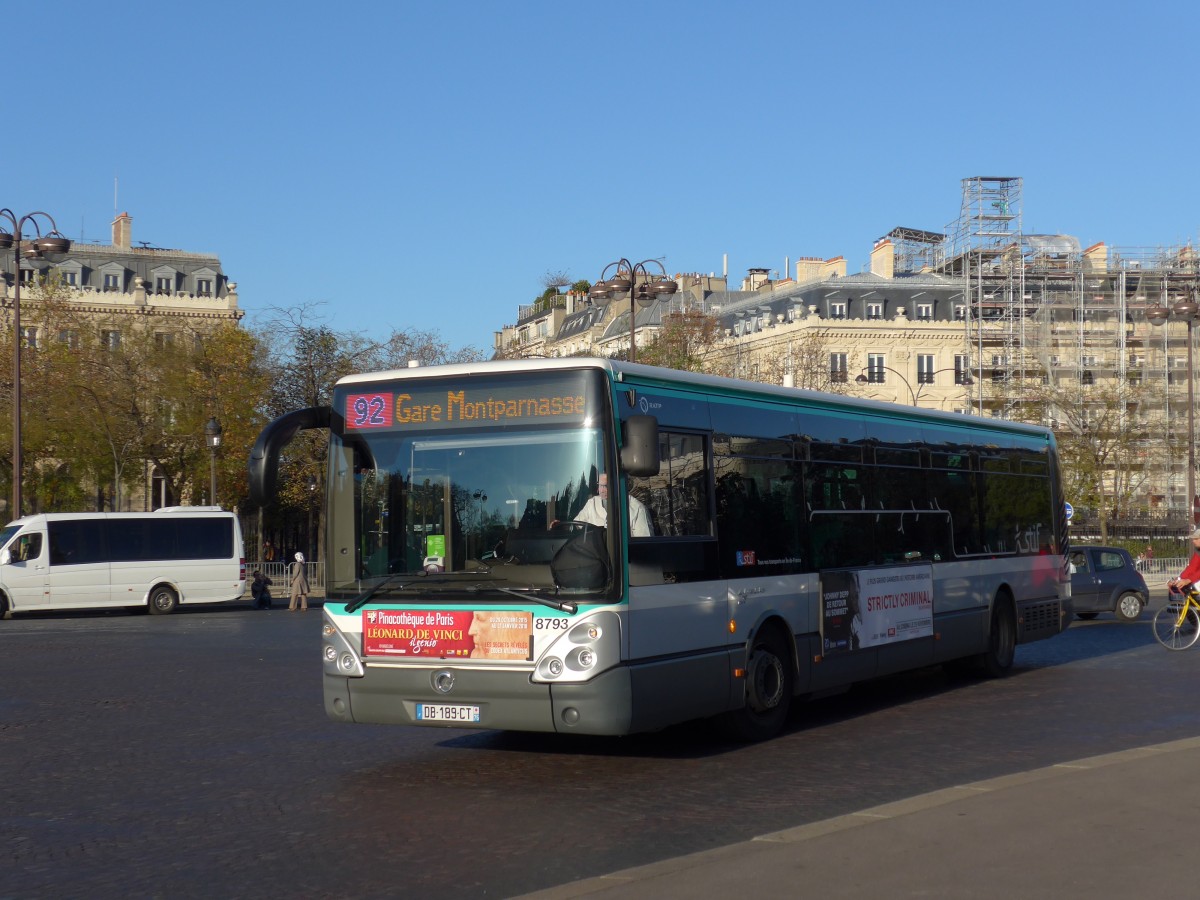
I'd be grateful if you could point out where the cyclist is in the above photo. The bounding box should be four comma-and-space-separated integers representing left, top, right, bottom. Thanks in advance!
1167, 526, 1200, 593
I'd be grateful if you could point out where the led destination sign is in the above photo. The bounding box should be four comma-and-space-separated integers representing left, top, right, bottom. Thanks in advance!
341, 373, 599, 431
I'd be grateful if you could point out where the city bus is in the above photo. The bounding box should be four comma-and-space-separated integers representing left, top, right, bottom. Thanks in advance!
249, 358, 1071, 740
0, 508, 246, 617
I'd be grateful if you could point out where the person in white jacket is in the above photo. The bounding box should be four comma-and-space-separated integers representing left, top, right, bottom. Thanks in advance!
567, 472, 652, 537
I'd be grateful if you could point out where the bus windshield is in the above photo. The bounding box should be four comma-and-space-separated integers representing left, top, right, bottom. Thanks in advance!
324, 370, 616, 601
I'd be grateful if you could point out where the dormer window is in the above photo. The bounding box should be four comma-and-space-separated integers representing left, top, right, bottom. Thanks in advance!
954, 305, 966, 321
103, 272, 121, 291
151, 265, 178, 295
196, 277, 213, 297
915, 302, 933, 320
866, 302, 883, 320
830, 301, 847, 319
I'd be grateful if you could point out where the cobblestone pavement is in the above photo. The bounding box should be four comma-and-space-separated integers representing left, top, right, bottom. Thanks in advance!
2, 590, 1197, 899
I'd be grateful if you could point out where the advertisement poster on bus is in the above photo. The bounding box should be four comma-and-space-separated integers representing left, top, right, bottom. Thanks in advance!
821, 566, 933, 654
361, 609, 533, 660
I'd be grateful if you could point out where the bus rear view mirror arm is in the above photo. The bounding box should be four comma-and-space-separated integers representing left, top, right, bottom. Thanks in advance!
247, 406, 332, 507
620, 415, 660, 477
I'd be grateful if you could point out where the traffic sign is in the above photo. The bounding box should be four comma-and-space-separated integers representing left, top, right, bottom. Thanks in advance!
1064, 502, 1074, 522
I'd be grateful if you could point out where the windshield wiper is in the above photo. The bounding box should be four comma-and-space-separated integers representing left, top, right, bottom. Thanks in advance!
494, 586, 577, 615
344, 574, 405, 614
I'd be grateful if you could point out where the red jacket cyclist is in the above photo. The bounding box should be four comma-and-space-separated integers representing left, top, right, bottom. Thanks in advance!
1168, 527, 1200, 593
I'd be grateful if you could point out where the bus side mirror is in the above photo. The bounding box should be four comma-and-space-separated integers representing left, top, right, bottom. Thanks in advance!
620, 415, 660, 477
248, 406, 332, 506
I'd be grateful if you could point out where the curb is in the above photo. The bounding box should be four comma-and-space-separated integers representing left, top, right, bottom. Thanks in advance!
517, 735, 1200, 899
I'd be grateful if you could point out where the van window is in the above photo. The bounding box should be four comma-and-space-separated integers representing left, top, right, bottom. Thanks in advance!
107, 518, 233, 562
49, 520, 107, 565
13, 533, 42, 562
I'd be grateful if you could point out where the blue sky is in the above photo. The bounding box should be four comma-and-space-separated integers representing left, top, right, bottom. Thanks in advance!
9, 0, 1199, 354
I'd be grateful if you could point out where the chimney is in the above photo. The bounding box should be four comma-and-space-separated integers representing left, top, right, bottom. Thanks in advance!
821, 256, 847, 278
870, 239, 895, 279
112, 212, 132, 250
795, 257, 824, 283
1082, 242, 1108, 275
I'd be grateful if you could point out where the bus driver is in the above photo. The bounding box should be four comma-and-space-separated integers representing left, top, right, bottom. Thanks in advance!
557, 472, 652, 537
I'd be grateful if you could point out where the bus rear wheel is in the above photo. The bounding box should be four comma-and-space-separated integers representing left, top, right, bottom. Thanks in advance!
979, 594, 1016, 678
718, 626, 793, 742
148, 585, 179, 615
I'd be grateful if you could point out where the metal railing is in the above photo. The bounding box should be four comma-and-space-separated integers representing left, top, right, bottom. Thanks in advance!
247, 560, 325, 593
1134, 557, 1187, 580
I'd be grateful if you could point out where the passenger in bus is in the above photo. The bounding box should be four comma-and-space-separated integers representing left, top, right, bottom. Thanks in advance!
555, 472, 652, 537
289, 552, 310, 611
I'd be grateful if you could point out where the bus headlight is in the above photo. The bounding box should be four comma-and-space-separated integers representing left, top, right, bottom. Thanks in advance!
322, 613, 365, 678
531, 612, 619, 683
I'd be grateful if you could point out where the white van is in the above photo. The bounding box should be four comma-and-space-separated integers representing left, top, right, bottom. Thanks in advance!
0, 507, 246, 618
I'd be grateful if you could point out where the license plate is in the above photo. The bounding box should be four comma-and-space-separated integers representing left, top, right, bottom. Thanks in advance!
416, 703, 480, 723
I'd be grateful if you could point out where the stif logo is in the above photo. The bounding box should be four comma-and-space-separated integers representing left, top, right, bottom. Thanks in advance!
366, 610, 378, 623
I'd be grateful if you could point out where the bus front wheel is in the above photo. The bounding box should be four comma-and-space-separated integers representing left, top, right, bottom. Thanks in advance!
148, 585, 179, 615
718, 626, 793, 742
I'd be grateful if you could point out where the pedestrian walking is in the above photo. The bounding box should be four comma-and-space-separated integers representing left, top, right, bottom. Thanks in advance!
263, 539, 276, 562
289, 552, 310, 611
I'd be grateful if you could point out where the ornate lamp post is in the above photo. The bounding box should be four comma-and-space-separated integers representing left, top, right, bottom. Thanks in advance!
204, 416, 223, 506
0, 209, 71, 518
587, 258, 678, 363
855, 365, 972, 406
1147, 292, 1199, 525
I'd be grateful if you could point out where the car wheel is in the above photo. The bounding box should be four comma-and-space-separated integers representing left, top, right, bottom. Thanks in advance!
1076, 612, 1099, 620
1114, 592, 1145, 624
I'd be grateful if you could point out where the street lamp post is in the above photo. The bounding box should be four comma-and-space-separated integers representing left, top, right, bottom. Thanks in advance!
588, 259, 678, 363
204, 416, 223, 506
0, 209, 71, 518
307, 474, 318, 562
472, 489, 487, 556
1147, 293, 1199, 525
855, 365, 972, 406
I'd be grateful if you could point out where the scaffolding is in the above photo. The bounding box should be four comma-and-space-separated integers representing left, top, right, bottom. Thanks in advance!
882, 226, 946, 275
934, 175, 1199, 521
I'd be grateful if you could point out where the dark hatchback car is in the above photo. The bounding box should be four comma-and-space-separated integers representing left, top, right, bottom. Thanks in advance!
1069, 546, 1150, 622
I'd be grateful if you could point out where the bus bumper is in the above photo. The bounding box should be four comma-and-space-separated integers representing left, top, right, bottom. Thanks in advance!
324, 664, 634, 736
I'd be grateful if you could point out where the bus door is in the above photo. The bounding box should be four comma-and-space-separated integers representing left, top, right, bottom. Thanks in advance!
2, 530, 50, 608
47, 519, 111, 606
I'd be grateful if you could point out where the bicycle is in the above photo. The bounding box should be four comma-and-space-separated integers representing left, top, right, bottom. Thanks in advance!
1152, 584, 1200, 650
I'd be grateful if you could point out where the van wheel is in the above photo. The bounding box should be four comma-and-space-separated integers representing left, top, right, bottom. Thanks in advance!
718, 626, 793, 742
0, 592, 11, 620
148, 585, 179, 615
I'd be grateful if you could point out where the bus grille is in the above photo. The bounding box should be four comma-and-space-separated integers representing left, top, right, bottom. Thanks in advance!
1020, 599, 1062, 641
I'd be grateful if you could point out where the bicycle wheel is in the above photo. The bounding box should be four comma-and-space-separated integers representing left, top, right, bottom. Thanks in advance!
1152, 601, 1200, 650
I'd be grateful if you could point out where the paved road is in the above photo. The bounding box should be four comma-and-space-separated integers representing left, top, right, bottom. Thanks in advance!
2, 590, 1196, 898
